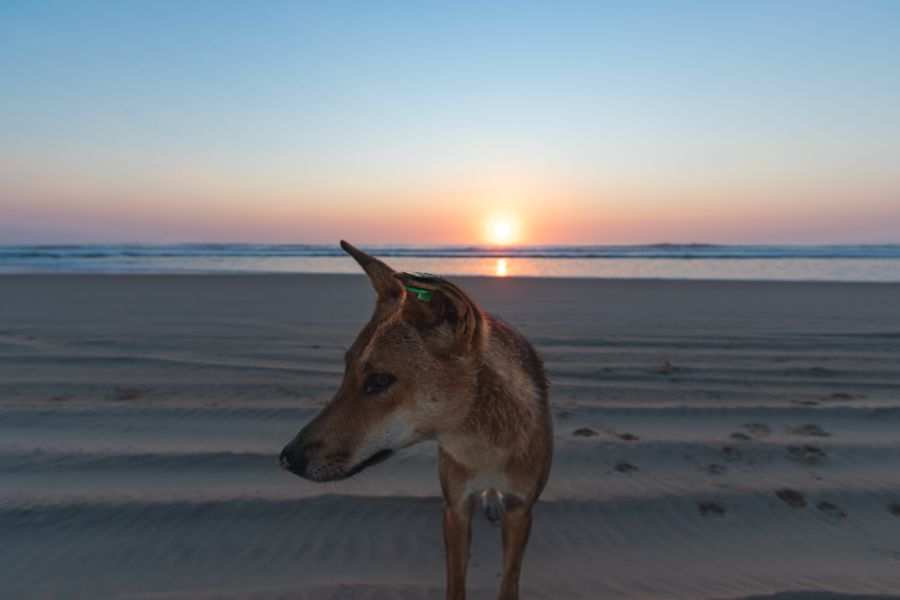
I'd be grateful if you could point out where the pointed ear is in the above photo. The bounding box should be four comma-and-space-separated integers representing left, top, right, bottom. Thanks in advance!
394, 273, 484, 350
340, 240, 403, 302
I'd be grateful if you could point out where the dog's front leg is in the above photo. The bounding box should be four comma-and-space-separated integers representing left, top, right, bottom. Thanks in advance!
498, 505, 533, 600
443, 500, 474, 600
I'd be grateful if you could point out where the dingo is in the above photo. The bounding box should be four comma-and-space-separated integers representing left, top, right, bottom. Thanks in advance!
280, 241, 552, 600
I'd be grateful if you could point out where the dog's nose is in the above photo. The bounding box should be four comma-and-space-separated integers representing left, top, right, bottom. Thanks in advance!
279, 446, 301, 472
278, 449, 292, 471
279, 441, 310, 477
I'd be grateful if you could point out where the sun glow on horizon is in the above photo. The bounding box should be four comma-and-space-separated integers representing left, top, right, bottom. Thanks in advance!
487, 215, 520, 245
493, 220, 512, 243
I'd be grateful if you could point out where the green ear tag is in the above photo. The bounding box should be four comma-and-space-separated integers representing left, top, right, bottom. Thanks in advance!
400, 272, 441, 302
403, 284, 433, 302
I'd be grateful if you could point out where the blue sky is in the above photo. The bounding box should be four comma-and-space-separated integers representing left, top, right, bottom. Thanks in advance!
1, 0, 899, 243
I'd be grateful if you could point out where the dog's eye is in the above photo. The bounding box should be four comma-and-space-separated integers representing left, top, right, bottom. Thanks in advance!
364, 373, 395, 395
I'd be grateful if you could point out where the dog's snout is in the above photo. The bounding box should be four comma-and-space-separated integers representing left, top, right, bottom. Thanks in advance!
279, 439, 324, 478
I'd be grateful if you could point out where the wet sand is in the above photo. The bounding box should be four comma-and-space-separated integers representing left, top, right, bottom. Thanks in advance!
1, 274, 900, 599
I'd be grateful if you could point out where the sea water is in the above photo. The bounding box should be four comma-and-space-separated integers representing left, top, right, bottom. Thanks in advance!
1, 243, 899, 281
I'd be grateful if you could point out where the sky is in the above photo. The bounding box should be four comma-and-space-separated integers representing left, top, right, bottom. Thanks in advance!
1, 0, 899, 245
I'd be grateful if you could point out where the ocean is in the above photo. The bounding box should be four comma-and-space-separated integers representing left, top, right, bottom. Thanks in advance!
1, 243, 899, 281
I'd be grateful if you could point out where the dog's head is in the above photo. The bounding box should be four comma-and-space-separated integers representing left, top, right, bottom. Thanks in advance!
279, 241, 485, 482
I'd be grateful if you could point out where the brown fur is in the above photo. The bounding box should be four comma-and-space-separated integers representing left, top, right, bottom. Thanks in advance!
280, 241, 553, 599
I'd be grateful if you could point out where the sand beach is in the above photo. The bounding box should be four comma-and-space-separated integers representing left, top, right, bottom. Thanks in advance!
2, 274, 900, 599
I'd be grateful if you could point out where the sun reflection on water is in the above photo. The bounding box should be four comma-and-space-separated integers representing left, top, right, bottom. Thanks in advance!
495, 258, 508, 277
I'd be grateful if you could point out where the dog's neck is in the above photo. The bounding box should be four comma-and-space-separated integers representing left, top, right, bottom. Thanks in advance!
435, 321, 544, 470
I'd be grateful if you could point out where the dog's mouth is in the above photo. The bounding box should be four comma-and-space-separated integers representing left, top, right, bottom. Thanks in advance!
280, 447, 395, 482
342, 448, 395, 479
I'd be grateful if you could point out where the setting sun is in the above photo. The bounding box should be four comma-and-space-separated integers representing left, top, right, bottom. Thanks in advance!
493, 221, 512, 243
487, 216, 518, 245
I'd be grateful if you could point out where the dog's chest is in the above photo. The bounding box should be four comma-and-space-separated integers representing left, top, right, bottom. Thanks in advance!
439, 432, 516, 496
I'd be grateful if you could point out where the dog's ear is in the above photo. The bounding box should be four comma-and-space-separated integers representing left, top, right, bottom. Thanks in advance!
394, 273, 484, 351
341, 240, 403, 302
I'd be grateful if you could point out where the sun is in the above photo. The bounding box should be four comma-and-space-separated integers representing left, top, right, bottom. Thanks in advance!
492, 220, 513, 243
488, 216, 518, 245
